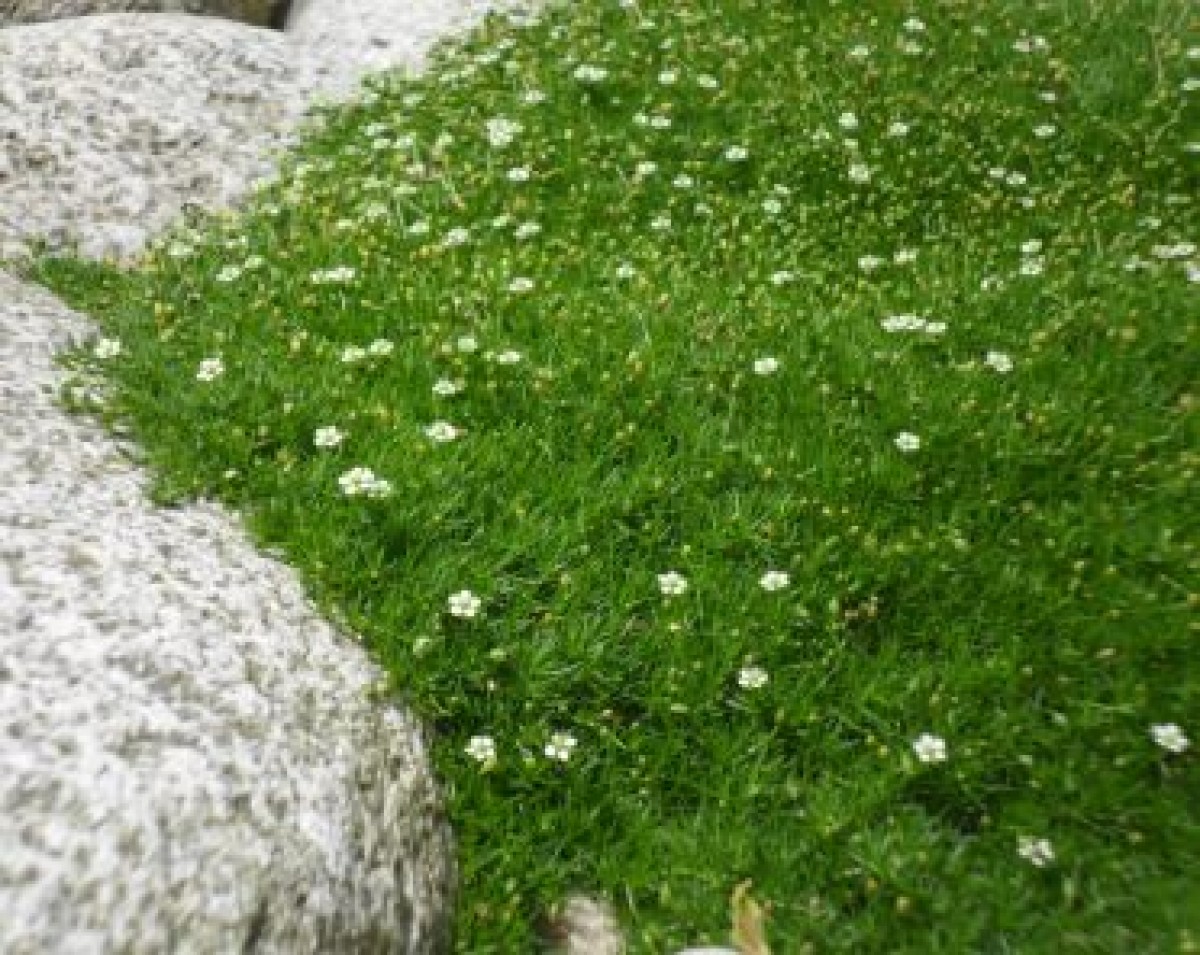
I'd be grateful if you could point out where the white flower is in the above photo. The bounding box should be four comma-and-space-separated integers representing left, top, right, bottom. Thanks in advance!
196, 357, 225, 382
737, 666, 769, 690
880, 315, 945, 336
514, 221, 542, 240
545, 731, 578, 762
753, 356, 780, 376
1182, 78, 1200, 92
93, 337, 122, 359
341, 346, 367, 364
912, 733, 948, 764
1033, 124, 1057, 138
310, 265, 356, 284
658, 69, 678, 85
759, 570, 790, 592
615, 262, 637, 280
425, 421, 461, 442
848, 44, 872, 60
858, 254, 885, 272
1151, 723, 1190, 754
1151, 242, 1197, 260
368, 339, 394, 356
1005, 171, 1028, 187
166, 241, 193, 258
507, 166, 532, 182
456, 335, 479, 353
337, 466, 392, 498
573, 64, 609, 83
432, 377, 463, 397
448, 589, 482, 618
650, 215, 672, 231
216, 265, 243, 283
522, 88, 547, 105
1020, 256, 1046, 277
493, 349, 523, 365
838, 111, 859, 131
508, 276, 535, 293
903, 16, 926, 32
696, 73, 720, 89
635, 160, 658, 178
984, 350, 1014, 373
762, 198, 783, 215
657, 570, 688, 596
886, 120, 911, 138
1020, 239, 1043, 256
443, 227, 471, 247
894, 431, 921, 453
770, 270, 795, 285
407, 220, 431, 236
894, 247, 918, 264
848, 162, 871, 184
485, 116, 522, 148
1018, 836, 1055, 867
314, 425, 346, 448
672, 173, 695, 189
465, 735, 497, 766
724, 144, 749, 161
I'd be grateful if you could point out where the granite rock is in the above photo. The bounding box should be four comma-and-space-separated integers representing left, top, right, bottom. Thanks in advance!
0, 0, 291, 28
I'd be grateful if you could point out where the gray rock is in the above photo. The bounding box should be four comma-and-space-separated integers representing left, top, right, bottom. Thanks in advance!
0, 0, 291, 29
0, 270, 457, 954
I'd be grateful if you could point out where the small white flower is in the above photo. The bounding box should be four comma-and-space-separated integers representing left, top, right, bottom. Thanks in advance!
615, 262, 637, 280
759, 569, 790, 592
216, 265, 243, 283
984, 350, 1014, 374
456, 335, 479, 353
508, 276, 535, 293
770, 270, 795, 286
725, 145, 749, 161
753, 356, 780, 376
432, 377, 463, 397
507, 166, 532, 182
672, 173, 695, 189
1005, 171, 1028, 187
1020, 256, 1046, 277
1033, 124, 1057, 138
650, 214, 672, 231
696, 73, 720, 89
310, 265, 356, 284
762, 198, 783, 215
573, 64, 609, 83
1151, 723, 1190, 754
368, 338, 394, 356
514, 221, 542, 240
485, 116, 522, 148
443, 227, 471, 247
166, 241, 193, 258
1151, 242, 1197, 260
657, 570, 688, 596
886, 120, 911, 138
635, 160, 658, 178
737, 666, 769, 690
314, 425, 346, 448
1021, 239, 1043, 256
848, 162, 871, 184
341, 346, 367, 364
903, 16, 926, 32
545, 731, 578, 762
465, 735, 497, 766
407, 220, 431, 236
658, 69, 678, 85
848, 44, 872, 60
196, 357, 225, 382
93, 337, 122, 360
1018, 836, 1055, 867
522, 88, 547, 105
858, 254, 885, 272
493, 349, 523, 365
894, 247, 918, 264
425, 421, 461, 442
838, 111, 859, 131
912, 733, 948, 764
1182, 78, 1200, 92
448, 589, 482, 618
1039, 90, 1058, 102
894, 431, 921, 453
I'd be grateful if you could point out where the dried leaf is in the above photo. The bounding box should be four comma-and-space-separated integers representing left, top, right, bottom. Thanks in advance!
730, 880, 770, 955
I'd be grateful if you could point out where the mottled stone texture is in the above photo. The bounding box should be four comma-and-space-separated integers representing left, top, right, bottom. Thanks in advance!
0, 0, 290, 28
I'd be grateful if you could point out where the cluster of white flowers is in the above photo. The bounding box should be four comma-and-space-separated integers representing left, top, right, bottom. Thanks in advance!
573, 64, 609, 83
657, 571, 688, 596
983, 350, 1015, 374
337, 466, 392, 498
880, 315, 947, 335
912, 733, 948, 764
894, 431, 921, 453
759, 570, 790, 591
753, 356, 780, 376
737, 666, 769, 690
93, 337, 122, 360
313, 425, 346, 448
485, 116, 523, 148
545, 731, 579, 762
424, 421, 462, 443
1017, 835, 1055, 867
195, 357, 225, 382
448, 589, 482, 618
